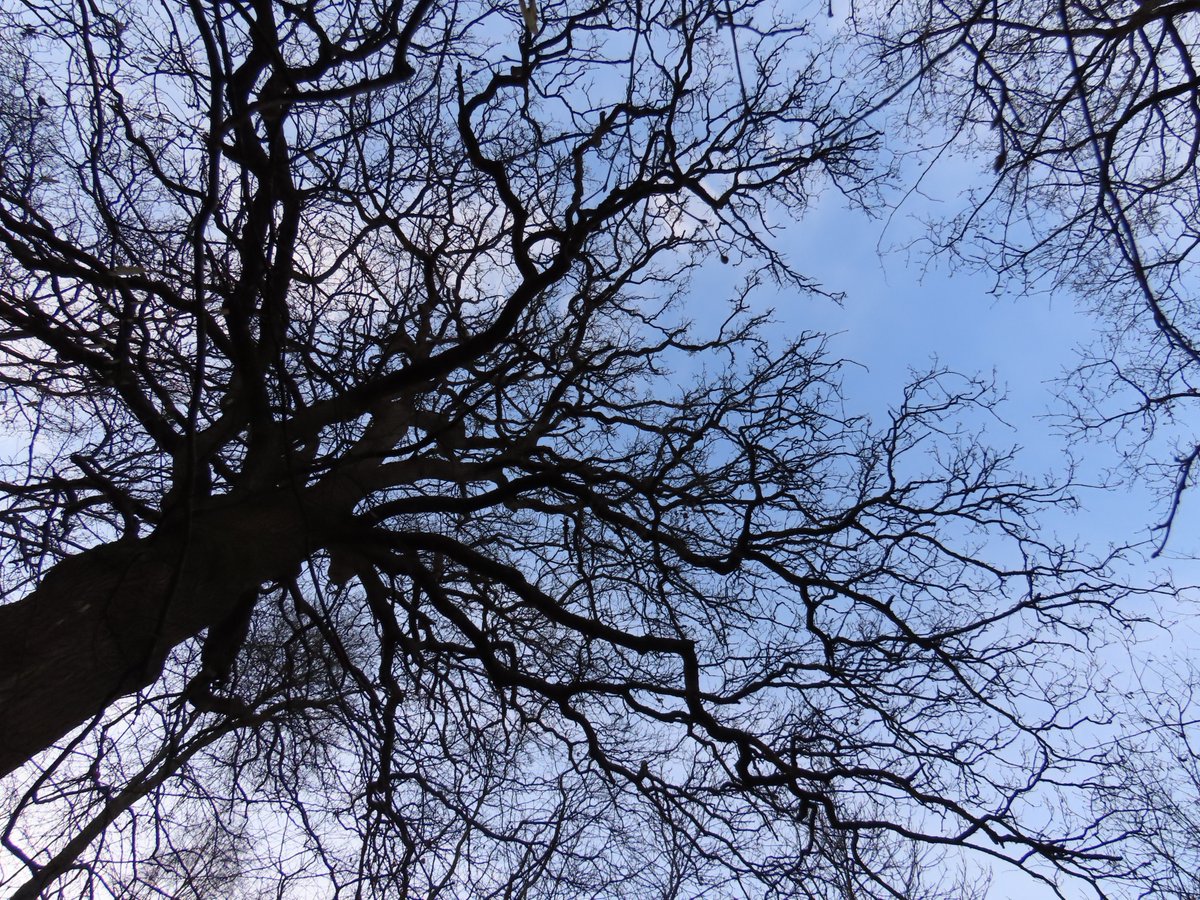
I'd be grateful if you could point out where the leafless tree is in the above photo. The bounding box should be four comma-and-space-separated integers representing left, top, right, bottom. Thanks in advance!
0, 0, 1169, 896
1082, 655, 1200, 900
855, 0, 1200, 542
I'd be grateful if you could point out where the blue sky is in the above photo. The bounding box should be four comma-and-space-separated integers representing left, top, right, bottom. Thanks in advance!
776, 176, 1200, 560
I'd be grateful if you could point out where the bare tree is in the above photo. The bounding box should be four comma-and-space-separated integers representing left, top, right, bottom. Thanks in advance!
855, 0, 1200, 540
0, 0, 1167, 896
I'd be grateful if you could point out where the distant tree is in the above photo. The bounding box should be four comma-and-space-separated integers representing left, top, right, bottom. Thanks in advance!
857, 0, 1200, 541
0, 0, 1168, 897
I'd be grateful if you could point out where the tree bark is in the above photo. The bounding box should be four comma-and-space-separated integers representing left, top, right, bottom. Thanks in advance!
0, 488, 318, 777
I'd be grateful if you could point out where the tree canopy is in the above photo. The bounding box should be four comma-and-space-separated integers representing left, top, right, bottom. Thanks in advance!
856, 0, 1200, 539
0, 1, 1194, 898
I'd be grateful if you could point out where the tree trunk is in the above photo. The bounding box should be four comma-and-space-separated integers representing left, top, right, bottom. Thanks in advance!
0, 488, 317, 777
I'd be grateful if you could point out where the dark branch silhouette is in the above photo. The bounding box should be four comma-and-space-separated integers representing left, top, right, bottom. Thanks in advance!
0, 1, 1181, 897
857, 0, 1200, 544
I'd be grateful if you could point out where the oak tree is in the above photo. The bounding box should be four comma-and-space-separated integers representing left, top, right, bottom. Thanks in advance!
0, 0, 1169, 897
